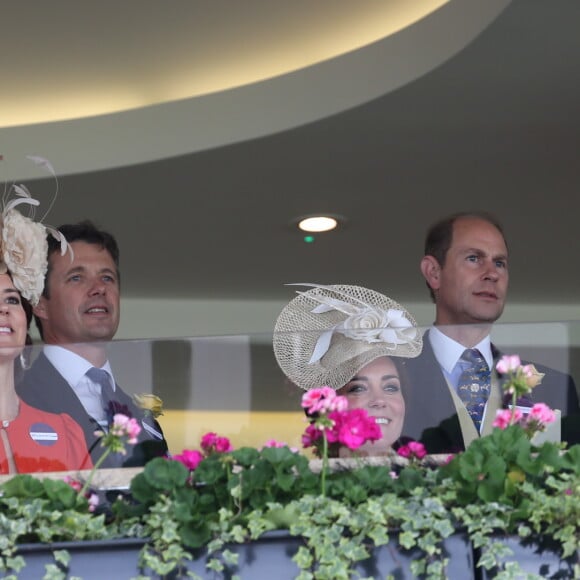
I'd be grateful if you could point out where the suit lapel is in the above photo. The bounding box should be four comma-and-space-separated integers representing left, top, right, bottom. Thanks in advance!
404, 333, 459, 440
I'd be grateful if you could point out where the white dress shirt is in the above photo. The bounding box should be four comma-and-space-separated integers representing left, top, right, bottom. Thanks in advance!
43, 345, 116, 427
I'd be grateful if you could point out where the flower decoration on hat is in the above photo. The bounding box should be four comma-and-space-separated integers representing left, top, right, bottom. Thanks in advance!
0, 155, 69, 305
273, 283, 423, 391
295, 284, 419, 364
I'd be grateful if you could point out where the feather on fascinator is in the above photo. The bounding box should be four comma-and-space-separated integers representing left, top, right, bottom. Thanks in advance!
273, 284, 423, 391
0, 156, 69, 305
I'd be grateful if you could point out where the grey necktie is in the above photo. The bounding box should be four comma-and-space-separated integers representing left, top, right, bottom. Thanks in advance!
86, 367, 116, 424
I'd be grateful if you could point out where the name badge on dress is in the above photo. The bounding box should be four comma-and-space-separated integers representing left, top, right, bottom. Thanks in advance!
29, 423, 59, 446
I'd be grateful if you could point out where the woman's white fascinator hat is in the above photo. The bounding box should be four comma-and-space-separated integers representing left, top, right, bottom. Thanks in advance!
273, 283, 423, 391
1, 156, 68, 305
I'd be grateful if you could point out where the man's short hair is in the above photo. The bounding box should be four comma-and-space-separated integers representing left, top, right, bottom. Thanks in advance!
424, 211, 507, 301
35, 220, 120, 339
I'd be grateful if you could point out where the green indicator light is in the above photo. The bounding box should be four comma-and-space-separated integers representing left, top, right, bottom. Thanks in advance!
304, 235, 315, 243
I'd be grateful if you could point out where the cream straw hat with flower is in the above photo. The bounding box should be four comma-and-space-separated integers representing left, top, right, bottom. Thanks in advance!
273, 284, 423, 391
1, 156, 68, 305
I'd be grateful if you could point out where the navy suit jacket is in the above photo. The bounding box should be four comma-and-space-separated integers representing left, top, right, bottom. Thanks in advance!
16, 352, 168, 468
403, 332, 580, 454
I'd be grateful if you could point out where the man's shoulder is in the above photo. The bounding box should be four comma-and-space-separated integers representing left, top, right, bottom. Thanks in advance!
404, 335, 439, 374
531, 360, 574, 384
19, 352, 64, 388
493, 346, 575, 387
494, 346, 578, 414
17, 352, 73, 408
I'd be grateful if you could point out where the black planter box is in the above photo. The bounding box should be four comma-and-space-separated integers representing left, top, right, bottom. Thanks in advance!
16, 531, 474, 579
475, 535, 579, 579
355, 531, 474, 580
16, 538, 148, 579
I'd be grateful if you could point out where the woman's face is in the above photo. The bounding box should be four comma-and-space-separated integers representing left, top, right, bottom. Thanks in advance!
0, 273, 28, 357
338, 356, 405, 453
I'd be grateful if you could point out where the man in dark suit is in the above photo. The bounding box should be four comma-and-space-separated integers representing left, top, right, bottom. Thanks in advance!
403, 212, 579, 453
17, 221, 168, 467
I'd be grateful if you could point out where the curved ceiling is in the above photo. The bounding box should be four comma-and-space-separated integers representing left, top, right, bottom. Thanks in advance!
4, 0, 449, 126
2, 0, 510, 179
1, 0, 579, 311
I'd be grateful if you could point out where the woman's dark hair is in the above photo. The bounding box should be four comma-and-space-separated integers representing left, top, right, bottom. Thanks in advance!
4, 273, 34, 345
14, 290, 34, 380
22, 295, 33, 346
392, 357, 411, 401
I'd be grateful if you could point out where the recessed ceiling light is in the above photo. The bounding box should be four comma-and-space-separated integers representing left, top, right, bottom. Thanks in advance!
297, 215, 339, 233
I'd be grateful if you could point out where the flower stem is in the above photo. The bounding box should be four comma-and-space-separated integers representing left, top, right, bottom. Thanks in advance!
321, 432, 328, 497
79, 447, 111, 499
510, 386, 517, 426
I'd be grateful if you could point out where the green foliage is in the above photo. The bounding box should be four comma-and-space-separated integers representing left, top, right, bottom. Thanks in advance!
441, 429, 580, 576
0, 437, 578, 578
228, 445, 318, 509
1, 475, 83, 512
439, 425, 565, 507
0, 476, 114, 577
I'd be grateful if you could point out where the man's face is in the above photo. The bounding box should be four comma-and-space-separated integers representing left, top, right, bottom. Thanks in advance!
430, 217, 509, 326
35, 241, 120, 345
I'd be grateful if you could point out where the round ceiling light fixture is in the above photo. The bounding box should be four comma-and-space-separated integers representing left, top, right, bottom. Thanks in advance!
297, 215, 340, 233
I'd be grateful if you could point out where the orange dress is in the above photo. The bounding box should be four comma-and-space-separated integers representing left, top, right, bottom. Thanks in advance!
0, 400, 93, 474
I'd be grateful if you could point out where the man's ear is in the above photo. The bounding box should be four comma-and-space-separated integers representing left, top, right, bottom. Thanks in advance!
420, 255, 442, 292
33, 296, 49, 321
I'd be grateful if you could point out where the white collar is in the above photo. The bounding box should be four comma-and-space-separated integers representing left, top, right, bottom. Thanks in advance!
429, 326, 493, 373
43, 345, 115, 388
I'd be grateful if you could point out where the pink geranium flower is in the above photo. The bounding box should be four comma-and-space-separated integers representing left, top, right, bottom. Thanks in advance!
87, 493, 100, 512
262, 439, 286, 448
201, 432, 233, 454
215, 437, 233, 453
96, 413, 142, 454
407, 441, 427, 459
64, 476, 99, 512
173, 449, 204, 471
330, 410, 366, 449
301, 387, 347, 414
397, 441, 427, 460
329, 408, 382, 450
301, 423, 323, 448
493, 409, 512, 430
110, 414, 142, 445
527, 403, 556, 425
493, 408, 523, 430
496, 354, 522, 374
262, 439, 299, 453
331, 395, 348, 412
64, 475, 82, 493
499, 354, 523, 374
301, 387, 334, 412
302, 407, 381, 453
